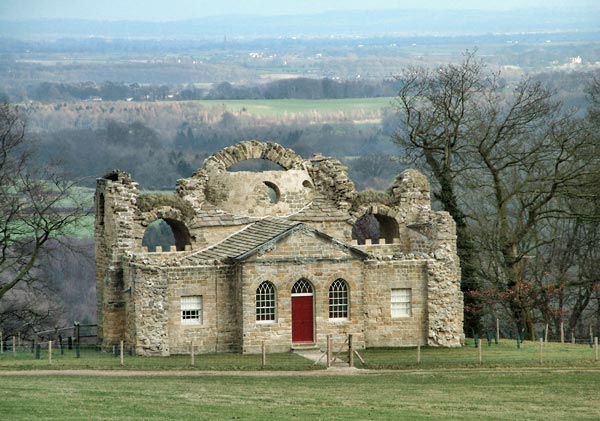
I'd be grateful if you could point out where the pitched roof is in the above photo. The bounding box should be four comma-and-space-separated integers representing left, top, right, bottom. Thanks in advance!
190, 218, 298, 262
187, 218, 367, 263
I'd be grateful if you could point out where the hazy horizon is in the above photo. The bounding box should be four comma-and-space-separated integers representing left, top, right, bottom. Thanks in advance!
1, 0, 598, 22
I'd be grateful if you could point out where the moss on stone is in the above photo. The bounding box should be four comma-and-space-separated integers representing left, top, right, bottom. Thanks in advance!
137, 193, 195, 218
352, 189, 393, 210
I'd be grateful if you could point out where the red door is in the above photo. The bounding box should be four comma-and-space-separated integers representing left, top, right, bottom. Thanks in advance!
292, 296, 314, 343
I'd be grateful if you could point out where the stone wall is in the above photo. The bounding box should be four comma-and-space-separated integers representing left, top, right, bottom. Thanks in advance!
426, 256, 464, 346
202, 169, 314, 217
362, 259, 429, 347
123, 257, 242, 355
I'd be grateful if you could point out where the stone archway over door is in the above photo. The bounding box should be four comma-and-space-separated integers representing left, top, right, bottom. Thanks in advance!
291, 279, 314, 343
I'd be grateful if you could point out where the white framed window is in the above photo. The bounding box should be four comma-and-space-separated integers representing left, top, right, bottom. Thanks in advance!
181, 295, 202, 324
329, 279, 349, 319
391, 288, 411, 318
256, 281, 276, 322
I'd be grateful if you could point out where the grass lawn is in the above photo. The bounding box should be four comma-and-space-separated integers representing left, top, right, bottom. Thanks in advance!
1, 339, 597, 371
0, 347, 319, 371
356, 339, 600, 369
2, 341, 599, 419
1, 369, 599, 420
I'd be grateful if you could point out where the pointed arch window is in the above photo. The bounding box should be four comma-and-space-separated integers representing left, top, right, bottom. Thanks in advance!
329, 279, 349, 319
256, 281, 276, 322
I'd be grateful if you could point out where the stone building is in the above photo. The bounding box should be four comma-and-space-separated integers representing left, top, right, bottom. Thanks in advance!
95, 141, 463, 355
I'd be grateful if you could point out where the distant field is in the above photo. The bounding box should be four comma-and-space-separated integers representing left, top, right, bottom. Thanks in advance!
192, 97, 394, 117
25, 97, 394, 133
64, 186, 95, 239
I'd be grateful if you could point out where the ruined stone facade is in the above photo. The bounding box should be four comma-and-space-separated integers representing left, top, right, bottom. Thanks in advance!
95, 141, 463, 355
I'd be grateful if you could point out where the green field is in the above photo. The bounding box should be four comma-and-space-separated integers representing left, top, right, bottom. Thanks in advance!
357, 339, 600, 369
2, 341, 600, 419
1, 369, 599, 420
63, 186, 96, 239
192, 97, 394, 117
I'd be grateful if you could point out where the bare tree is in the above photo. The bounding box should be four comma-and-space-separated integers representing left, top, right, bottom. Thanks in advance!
392, 51, 491, 334
393, 51, 599, 338
0, 103, 89, 334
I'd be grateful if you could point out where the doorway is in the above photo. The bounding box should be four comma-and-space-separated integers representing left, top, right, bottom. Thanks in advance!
291, 279, 314, 343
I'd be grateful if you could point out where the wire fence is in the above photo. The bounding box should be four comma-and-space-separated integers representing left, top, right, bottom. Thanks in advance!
1, 334, 598, 371
355, 337, 600, 370
0, 338, 322, 371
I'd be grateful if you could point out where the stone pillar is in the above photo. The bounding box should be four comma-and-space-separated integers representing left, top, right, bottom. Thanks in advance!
95, 170, 141, 350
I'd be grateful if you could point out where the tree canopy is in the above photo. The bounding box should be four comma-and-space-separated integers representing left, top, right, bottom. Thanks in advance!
393, 51, 600, 338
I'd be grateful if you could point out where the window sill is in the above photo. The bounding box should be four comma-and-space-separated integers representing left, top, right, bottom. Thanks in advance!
256, 320, 276, 324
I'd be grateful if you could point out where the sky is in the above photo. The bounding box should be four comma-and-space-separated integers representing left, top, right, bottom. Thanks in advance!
0, 0, 597, 21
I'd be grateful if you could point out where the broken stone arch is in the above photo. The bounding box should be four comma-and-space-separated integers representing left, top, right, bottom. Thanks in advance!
142, 208, 192, 252
350, 204, 402, 245
199, 140, 305, 173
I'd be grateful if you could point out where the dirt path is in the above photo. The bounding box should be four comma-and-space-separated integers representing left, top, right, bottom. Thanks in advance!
0, 366, 597, 377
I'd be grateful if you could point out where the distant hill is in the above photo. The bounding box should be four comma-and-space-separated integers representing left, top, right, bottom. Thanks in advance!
1, 7, 599, 40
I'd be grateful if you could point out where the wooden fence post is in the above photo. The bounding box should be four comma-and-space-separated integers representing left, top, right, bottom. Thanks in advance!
595, 337, 598, 362
261, 341, 266, 368
478, 338, 483, 365
539, 338, 543, 365
544, 323, 549, 343
417, 344, 421, 365
74, 322, 80, 345
48, 340, 53, 365
496, 318, 500, 344
326, 334, 332, 368
12, 336, 16, 355
571, 331, 575, 345
348, 334, 354, 368
120, 340, 124, 366
190, 340, 195, 367
560, 321, 564, 343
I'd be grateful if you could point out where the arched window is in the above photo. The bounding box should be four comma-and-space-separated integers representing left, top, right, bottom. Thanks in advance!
97, 193, 105, 226
256, 281, 276, 322
329, 279, 349, 319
